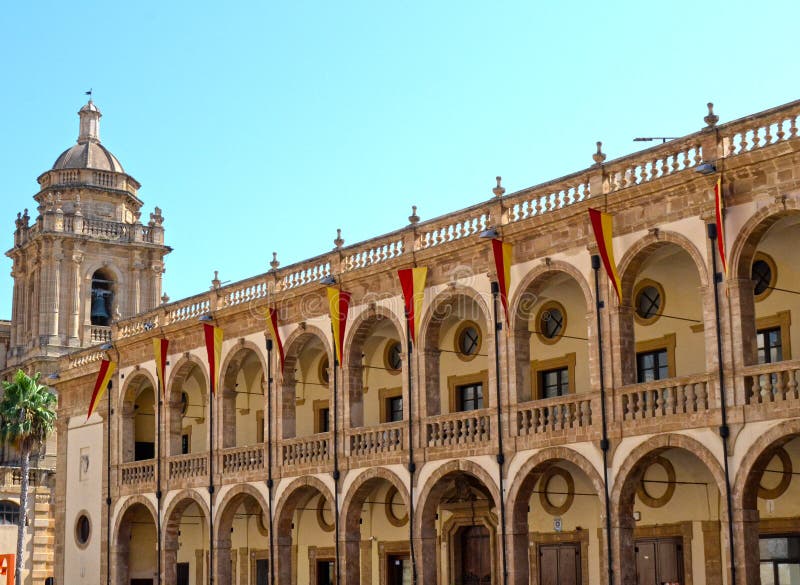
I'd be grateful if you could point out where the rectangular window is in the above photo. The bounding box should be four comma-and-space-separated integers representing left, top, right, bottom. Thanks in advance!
318, 408, 330, 433
256, 410, 265, 443
540, 367, 569, 399
760, 535, 800, 585
181, 434, 190, 455
457, 383, 484, 412
758, 327, 784, 365
636, 348, 669, 383
386, 396, 403, 423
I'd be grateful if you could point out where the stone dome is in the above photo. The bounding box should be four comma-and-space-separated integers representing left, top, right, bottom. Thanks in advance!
51, 100, 125, 173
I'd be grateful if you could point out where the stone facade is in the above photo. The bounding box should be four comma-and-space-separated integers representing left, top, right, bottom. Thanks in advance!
44, 98, 800, 585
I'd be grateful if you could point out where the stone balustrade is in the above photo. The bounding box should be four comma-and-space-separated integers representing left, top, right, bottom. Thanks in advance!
620, 374, 711, 422
89, 325, 112, 344
744, 359, 800, 405
516, 392, 595, 436
426, 409, 491, 448
120, 460, 155, 486
221, 445, 265, 474
281, 433, 330, 467
347, 422, 404, 457
168, 452, 207, 480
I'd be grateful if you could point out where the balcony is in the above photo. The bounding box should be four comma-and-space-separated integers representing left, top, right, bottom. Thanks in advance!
281, 433, 330, 469
346, 422, 405, 466
618, 373, 714, 434
515, 392, 598, 448
743, 359, 800, 421
426, 409, 492, 453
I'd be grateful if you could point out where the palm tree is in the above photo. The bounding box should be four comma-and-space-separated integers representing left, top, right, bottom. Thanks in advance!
0, 370, 57, 585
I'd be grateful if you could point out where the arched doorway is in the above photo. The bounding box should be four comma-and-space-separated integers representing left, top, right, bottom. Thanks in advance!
167, 358, 209, 457
343, 308, 405, 430
340, 468, 411, 585
505, 449, 604, 585
214, 486, 270, 585
734, 421, 800, 585
273, 477, 336, 585
416, 462, 500, 585
164, 493, 210, 585
113, 499, 158, 585
612, 436, 726, 585
220, 347, 266, 448
120, 373, 157, 463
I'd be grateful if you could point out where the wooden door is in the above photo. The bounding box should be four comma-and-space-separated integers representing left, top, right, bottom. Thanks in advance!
539, 543, 580, 585
635, 538, 683, 585
459, 525, 491, 584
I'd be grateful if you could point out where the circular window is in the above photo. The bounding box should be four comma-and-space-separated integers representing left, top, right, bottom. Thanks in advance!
538, 467, 575, 516
752, 253, 777, 301
316, 497, 334, 533
180, 392, 189, 415
384, 485, 408, 527
633, 279, 665, 324
636, 456, 676, 508
535, 301, 567, 345
75, 513, 91, 548
384, 341, 402, 374
454, 322, 481, 361
318, 356, 330, 385
758, 446, 792, 500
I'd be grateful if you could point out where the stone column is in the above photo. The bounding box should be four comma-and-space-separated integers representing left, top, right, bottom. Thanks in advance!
419, 349, 441, 417
151, 262, 164, 311
341, 531, 361, 585
132, 261, 144, 316
506, 516, 530, 585
238, 547, 249, 585
732, 507, 760, 585
50, 243, 63, 342
214, 536, 232, 585
343, 364, 363, 430
70, 251, 84, 345
727, 278, 758, 405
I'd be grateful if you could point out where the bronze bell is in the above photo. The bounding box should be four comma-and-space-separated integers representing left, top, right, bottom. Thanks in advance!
90, 289, 112, 323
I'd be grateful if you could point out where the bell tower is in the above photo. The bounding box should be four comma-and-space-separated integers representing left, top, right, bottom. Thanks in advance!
6, 100, 171, 372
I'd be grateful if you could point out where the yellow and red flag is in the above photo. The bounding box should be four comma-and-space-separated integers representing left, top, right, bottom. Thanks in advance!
491, 239, 513, 324
589, 209, 622, 301
266, 307, 285, 372
86, 358, 116, 421
397, 267, 427, 344
326, 287, 351, 365
203, 323, 223, 395
0, 554, 15, 585
714, 177, 728, 276
152, 338, 169, 397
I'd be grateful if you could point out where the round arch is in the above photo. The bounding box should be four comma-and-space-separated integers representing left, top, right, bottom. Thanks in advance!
112, 494, 158, 548
341, 466, 410, 537
343, 305, 406, 368
616, 230, 709, 306
729, 201, 800, 281
418, 285, 493, 349
220, 340, 268, 391
282, 324, 333, 374
214, 483, 270, 535
166, 353, 209, 395
510, 261, 594, 333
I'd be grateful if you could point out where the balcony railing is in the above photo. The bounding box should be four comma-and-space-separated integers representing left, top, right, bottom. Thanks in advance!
281, 433, 330, 467
744, 360, 800, 405
620, 374, 711, 422
120, 460, 155, 486
516, 392, 595, 436
348, 422, 404, 457
221, 444, 265, 474
168, 452, 207, 480
426, 409, 491, 448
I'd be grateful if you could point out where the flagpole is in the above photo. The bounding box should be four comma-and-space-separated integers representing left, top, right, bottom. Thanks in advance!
592, 254, 614, 585
404, 315, 417, 585
106, 378, 112, 585
332, 351, 341, 585
209, 375, 215, 585
156, 376, 163, 585
266, 338, 276, 585
489, 281, 509, 585
708, 223, 737, 585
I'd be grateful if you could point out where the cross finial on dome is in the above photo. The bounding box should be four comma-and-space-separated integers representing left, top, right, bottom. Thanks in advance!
77, 98, 102, 144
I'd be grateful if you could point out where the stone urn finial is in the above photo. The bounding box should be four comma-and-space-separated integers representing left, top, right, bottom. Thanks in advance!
492, 176, 505, 198
270, 252, 280, 271
211, 270, 221, 290
334, 228, 344, 249
408, 205, 420, 225
593, 141, 607, 165
161, 292, 170, 304
704, 102, 719, 128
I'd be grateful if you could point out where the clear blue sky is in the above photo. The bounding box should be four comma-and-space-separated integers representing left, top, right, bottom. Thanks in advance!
1, 0, 798, 316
